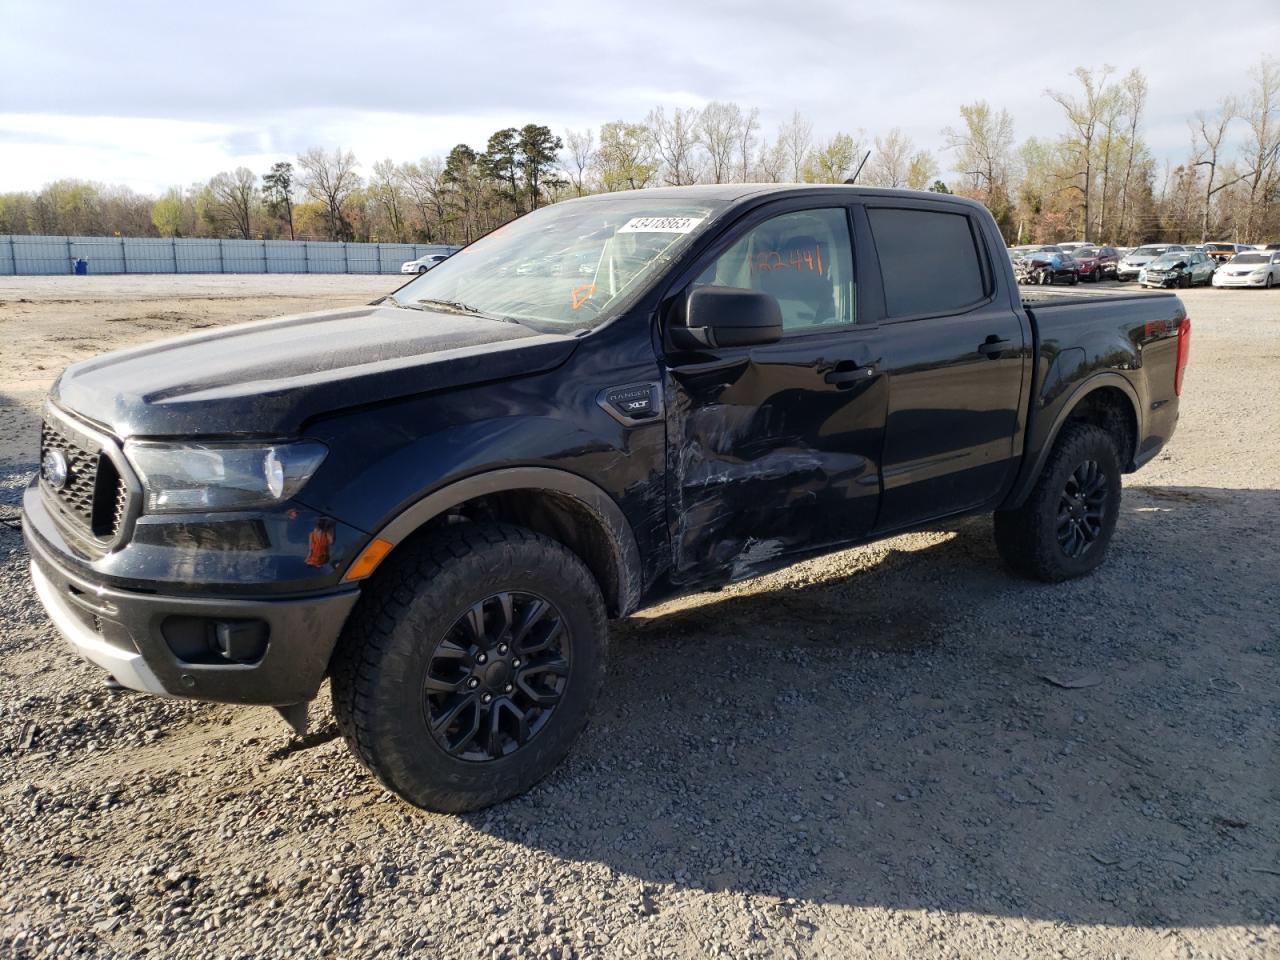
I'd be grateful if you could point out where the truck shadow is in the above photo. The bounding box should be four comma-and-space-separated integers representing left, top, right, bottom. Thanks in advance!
471, 484, 1280, 929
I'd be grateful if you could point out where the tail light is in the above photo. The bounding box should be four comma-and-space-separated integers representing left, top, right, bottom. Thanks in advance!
1174, 316, 1191, 396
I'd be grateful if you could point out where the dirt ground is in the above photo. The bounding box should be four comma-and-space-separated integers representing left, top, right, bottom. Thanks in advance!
0, 276, 1276, 959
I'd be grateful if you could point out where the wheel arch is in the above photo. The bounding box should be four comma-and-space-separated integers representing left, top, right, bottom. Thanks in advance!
367, 467, 643, 618
1003, 374, 1142, 510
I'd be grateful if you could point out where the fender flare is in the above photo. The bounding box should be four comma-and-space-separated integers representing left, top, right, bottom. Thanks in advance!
371, 466, 643, 616
1003, 373, 1142, 509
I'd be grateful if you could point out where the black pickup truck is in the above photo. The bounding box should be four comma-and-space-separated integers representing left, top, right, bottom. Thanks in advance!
24, 185, 1189, 811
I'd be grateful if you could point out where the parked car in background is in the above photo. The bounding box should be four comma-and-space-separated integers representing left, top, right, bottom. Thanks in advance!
1211, 250, 1280, 288
1116, 244, 1187, 281
1071, 246, 1121, 282
1259, 243, 1280, 252
1014, 250, 1080, 285
1140, 250, 1217, 288
1056, 242, 1088, 253
1203, 242, 1250, 263
401, 252, 452, 274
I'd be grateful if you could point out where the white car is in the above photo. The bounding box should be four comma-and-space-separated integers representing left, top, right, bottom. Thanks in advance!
1115, 244, 1188, 282
400, 252, 451, 275
1211, 251, 1280, 289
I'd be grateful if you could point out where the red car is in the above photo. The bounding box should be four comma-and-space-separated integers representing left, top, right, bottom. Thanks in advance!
1071, 246, 1120, 282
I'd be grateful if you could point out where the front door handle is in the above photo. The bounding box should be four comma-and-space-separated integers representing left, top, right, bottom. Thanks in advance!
824, 361, 877, 388
978, 336, 1012, 358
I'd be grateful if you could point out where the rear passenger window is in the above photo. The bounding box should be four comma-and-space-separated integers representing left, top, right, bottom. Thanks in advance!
868, 208, 988, 317
694, 208, 856, 333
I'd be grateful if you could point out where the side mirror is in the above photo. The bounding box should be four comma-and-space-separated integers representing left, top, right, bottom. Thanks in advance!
672, 285, 784, 350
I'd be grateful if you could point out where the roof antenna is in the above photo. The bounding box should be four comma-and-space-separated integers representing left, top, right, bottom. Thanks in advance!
846, 150, 872, 185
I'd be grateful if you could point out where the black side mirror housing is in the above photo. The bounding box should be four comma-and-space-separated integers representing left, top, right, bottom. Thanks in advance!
671, 285, 784, 350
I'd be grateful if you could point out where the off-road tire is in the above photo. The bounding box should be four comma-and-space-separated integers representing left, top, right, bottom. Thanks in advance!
993, 423, 1122, 582
330, 522, 608, 812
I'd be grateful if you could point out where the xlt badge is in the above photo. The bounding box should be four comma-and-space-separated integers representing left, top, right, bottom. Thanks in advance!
598, 383, 662, 425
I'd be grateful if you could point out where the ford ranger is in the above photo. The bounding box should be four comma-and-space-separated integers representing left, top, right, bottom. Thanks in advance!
23, 185, 1189, 811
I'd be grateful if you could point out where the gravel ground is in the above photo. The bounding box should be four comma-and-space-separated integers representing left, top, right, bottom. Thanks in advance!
0, 276, 1277, 959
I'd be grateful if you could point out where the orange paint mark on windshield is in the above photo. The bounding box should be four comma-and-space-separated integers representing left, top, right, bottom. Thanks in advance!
571, 284, 597, 310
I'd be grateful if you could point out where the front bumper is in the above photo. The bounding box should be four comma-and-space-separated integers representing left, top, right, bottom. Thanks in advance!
1213, 274, 1268, 287
24, 490, 361, 705
1115, 267, 1142, 280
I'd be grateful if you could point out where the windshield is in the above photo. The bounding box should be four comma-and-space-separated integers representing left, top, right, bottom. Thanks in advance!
1074, 248, 1099, 258
1149, 253, 1186, 266
1231, 253, 1266, 264
1132, 246, 1168, 257
392, 197, 724, 332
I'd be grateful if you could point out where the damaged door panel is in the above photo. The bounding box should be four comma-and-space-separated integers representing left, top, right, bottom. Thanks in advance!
665, 339, 887, 583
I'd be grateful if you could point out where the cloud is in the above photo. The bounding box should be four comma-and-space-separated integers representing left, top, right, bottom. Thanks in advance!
0, 0, 1276, 193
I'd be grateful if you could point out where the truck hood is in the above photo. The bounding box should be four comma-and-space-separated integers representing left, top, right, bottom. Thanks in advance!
52, 303, 578, 437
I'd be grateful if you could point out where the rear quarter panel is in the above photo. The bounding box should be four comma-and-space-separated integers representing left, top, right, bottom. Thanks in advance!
1008, 292, 1186, 505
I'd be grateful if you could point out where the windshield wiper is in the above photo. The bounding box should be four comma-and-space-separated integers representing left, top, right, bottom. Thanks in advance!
402, 297, 519, 324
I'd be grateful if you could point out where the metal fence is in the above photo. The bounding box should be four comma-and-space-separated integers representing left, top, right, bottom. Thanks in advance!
0, 235, 461, 276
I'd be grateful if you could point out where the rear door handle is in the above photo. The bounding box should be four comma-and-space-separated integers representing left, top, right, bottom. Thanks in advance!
978, 336, 1012, 358
824, 360, 877, 388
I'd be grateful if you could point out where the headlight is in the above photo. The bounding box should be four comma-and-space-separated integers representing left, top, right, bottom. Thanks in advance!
124, 440, 328, 513
1252, 268, 1268, 276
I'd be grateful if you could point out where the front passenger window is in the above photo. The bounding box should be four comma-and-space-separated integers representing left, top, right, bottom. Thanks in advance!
694, 208, 856, 333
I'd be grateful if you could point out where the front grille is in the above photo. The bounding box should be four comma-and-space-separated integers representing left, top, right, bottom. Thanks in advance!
40, 418, 127, 541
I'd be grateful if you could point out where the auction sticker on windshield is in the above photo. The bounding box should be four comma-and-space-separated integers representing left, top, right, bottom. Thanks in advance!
617, 216, 705, 234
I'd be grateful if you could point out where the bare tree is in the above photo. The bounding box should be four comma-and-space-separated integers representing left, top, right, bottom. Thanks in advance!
1240, 57, 1280, 242
779, 110, 814, 183
562, 128, 595, 197
647, 106, 704, 185
866, 128, 914, 187
1191, 98, 1241, 241
756, 135, 788, 182
369, 159, 409, 242
1045, 66, 1117, 241
1115, 69, 1148, 243
738, 106, 760, 182
698, 102, 743, 184
297, 147, 361, 241
942, 101, 1016, 194
403, 157, 447, 241
205, 167, 257, 238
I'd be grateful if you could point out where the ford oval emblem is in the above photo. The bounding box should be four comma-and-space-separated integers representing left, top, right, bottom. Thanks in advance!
42, 448, 68, 490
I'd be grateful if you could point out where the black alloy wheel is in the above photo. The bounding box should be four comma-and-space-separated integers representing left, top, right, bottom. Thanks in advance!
424, 590, 571, 762
1057, 459, 1109, 559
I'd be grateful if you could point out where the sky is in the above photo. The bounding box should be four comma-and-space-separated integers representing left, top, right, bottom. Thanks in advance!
1, 0, 1278, 195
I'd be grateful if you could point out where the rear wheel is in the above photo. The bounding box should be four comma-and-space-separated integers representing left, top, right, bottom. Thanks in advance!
993, 422, 1122, 582
1069, 270, 1080, 285
331, 522, 608, 811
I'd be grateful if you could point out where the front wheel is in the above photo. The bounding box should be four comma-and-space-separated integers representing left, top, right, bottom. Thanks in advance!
417, 265, 429, 274
330, 522, 608, 811
993, 423, 1122, 582
1069, 270, 1080, 285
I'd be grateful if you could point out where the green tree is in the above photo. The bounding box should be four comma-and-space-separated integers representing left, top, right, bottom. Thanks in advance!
593, 121, 657, 192
151, 188, 185, 237
517, 124, 563, 210
802, 133, 859, 183
482, 128, 521, 211
262, 161, 296, 240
